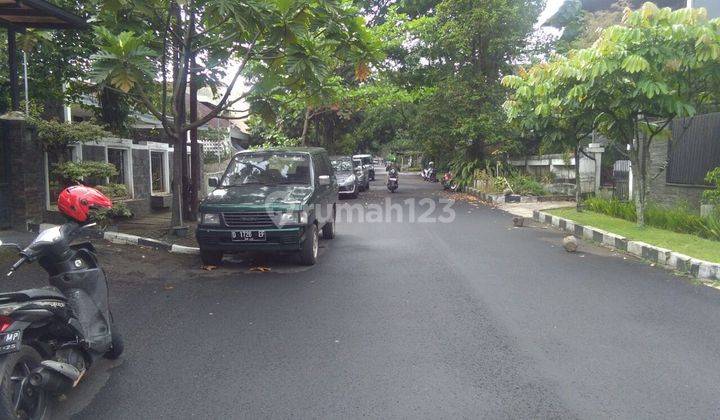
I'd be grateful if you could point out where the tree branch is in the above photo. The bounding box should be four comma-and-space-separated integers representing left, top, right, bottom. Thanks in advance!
182, 31, 261, 132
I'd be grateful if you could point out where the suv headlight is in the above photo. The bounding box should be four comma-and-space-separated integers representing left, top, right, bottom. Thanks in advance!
278, 211, 308, 225
202, 213, 221, 225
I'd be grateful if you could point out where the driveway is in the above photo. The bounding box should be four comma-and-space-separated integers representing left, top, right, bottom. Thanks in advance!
1, 175, 719, 418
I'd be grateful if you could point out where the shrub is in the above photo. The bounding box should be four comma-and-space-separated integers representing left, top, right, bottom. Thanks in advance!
54, 161, 118, 185
30, 118, 108, 158
92, 202, 133, 227
703, 167, 720, 205
96, 183, 128, 199
584, 197, 720, 241
507, 173, 545, 196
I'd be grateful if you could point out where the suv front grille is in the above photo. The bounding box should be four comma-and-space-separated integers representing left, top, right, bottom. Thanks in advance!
223, 212, 276, 228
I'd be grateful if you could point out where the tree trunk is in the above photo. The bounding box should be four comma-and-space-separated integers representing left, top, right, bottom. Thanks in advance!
575, 144, 582, 212
170, 2, 186, 228
300, 107, 311, 146
189, 53, 201, 221
171, 132, 184, 228
187, 10, 200, 222
632, 120, 649, 228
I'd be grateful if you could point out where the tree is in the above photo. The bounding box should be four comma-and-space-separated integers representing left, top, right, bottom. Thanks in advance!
91, 0, 375, 228
506, 3, 720, 222
569, 3, 720, 226
503, 55, 597, 211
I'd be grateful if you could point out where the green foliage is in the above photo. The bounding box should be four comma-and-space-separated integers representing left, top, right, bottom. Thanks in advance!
54, 161, 118, 185
92, 202, 133, 227
96, 183, 128, 199
584, 197, 720, 241
506, 173, 546, 196
703, 167, 720, 204
30, 118, 108, 155
505, 3, 720, 226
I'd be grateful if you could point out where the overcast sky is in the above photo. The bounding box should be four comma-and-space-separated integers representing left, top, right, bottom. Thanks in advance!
539, 0, 566, 26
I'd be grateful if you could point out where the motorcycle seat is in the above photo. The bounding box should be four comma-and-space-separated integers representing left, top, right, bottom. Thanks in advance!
0, 287, 67, 303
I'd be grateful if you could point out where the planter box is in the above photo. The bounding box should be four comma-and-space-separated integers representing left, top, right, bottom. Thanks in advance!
151, 194, 172, 210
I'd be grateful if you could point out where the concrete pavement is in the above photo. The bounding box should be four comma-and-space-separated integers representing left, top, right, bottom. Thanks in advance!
1, 174, 719, 418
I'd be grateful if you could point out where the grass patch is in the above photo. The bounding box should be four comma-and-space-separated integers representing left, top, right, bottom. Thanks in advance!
548, 208, 720, 263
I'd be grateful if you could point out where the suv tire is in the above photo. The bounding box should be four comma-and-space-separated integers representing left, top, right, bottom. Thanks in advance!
299, 224, 319, 266
200, 249, 223, 266
322, 216, 335, 240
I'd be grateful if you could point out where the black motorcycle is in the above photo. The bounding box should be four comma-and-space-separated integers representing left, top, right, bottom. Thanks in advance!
0, 222, 122, 419
387, 168, 399, 193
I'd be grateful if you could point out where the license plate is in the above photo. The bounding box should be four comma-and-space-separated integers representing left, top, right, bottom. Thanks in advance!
231, 230, 267, 242
0, 330, 21, 355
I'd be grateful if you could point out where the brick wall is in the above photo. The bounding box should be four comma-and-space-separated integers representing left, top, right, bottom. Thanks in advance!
648, 138, 708, 210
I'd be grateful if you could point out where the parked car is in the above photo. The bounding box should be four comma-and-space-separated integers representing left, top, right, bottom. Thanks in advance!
353, 154, 375, 181
353, 157, 370, 191
331, 156, 360, 198
197, 147, 338, 266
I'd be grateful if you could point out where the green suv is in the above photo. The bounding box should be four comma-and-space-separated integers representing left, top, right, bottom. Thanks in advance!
197, 147, 338, 266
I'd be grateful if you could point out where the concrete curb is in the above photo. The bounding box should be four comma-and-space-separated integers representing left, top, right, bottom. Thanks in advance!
104, 232, 200, 255
533, 210, 720, 282
466, 187, 572, 204
28, 223, 199, 255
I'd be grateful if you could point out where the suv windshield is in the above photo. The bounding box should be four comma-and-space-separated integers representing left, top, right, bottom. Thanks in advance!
331, 158, 353, 172
221, 153, 311, 186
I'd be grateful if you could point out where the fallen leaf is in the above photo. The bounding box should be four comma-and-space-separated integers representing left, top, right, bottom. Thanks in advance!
163, 284, 175, 291
250, 266, 271, 272
202, 265, 218, 271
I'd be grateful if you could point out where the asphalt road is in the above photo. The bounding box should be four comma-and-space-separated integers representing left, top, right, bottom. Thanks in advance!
2, 174, 720, 419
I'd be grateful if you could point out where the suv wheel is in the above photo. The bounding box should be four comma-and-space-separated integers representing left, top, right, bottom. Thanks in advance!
299, 224, 319, 266
322, 215, 335, 240
200, 249, 223, 266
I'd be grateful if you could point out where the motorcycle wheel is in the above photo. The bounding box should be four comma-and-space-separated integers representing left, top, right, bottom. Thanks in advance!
103, 327, 124, 360
0, 346, 49, 420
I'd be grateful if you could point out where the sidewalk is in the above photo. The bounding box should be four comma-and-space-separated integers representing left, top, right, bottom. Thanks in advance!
496, 201, 575, 218
115, 210, 198, 247
0, 229, 35, 245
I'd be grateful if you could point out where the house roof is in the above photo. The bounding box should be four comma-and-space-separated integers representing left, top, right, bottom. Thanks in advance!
0, 0, 88, 30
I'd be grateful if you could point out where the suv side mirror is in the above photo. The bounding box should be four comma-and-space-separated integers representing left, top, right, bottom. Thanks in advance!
318, 175, 330, 186
208, 177, 219, 188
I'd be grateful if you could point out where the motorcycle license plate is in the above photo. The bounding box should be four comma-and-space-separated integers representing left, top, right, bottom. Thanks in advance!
0, 330, 21, 355
389, 178, 398, 182
232, 230, 267, 242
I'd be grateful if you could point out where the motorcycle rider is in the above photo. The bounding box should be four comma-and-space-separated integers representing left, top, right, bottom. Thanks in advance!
386, 156, 400, 177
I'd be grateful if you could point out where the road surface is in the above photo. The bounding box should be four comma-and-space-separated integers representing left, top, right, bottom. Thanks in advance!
1, 174, 720, 419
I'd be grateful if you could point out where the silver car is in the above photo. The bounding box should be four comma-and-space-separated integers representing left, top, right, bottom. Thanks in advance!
353, 154, 375, 181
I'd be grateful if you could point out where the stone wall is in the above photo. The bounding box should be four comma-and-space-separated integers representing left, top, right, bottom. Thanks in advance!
1, 115, 45, 227
130, 149, 151, 218
648, 138, 708, 210
132, 149, 150, 199
82, 144, 106, 162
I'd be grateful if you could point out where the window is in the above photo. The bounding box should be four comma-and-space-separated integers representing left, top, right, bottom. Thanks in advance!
107, 148, 127, 185
221, 153, 311, 186
151, 151, 166, 193
314, 155, 330, 177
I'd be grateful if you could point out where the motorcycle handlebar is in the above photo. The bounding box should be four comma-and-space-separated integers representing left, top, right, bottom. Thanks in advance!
7, 256, 27, 277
